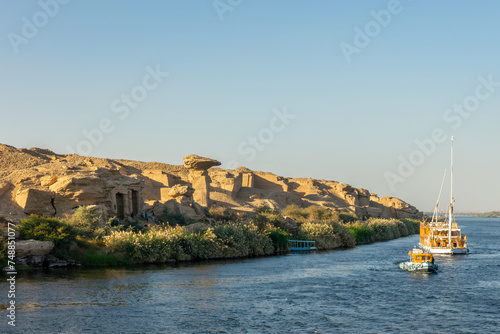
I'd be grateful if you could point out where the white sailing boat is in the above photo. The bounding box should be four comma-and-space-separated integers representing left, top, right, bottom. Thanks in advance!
419, 137, 469, 255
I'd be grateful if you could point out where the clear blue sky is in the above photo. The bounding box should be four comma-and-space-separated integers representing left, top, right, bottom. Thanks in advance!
1, 0, 499, 212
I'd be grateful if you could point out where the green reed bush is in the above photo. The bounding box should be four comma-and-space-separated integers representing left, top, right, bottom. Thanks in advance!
53, 238, 130, 266
66, 206, 145, 239
338, 211, 359, 223
65, 206, 103, 239
213, 221, 274, 257
283, 205, 338, 222
367, 218, 417, 242
0, 236, 7, 267
306, 206, 336, 221
18, 215, 76, 249
298, 221, 355, 250
400, 218, 421, 234
282, 204, 309, 221
207, 206, 238, 221
158, 207, 189, 226
105, 226, 186, 263
178, 228, 223, 260
253, 205, 282, 228
395, 219, 409, 237
265, 227, 289, 252
104, 221, 275, 264
348, 221, 371, 244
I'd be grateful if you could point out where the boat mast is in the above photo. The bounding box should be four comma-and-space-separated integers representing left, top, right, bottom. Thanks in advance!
432, 169, 447, 224
448, 137, 454, 248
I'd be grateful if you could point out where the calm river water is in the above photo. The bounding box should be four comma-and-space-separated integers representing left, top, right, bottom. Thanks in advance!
2, 218, 499, 333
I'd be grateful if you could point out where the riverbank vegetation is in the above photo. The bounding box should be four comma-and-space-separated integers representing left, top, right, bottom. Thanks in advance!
7, 205, 421, 267
295, 221, 355, 250
105, 223, 275, 263
477, 211, 500, 218
282, 204, 358, 223
0, 236, 7, 268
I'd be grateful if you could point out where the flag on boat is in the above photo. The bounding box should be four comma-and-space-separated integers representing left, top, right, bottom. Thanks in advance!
451, 136, 455, 141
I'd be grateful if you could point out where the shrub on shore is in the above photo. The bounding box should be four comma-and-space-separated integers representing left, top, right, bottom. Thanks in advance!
305, 206, 337, 221
104, 222, 275, 264
283, 204, 338, 222
283, 204, 359, 224
296, 221, 355, 250
213, 221, 274, 257
16, 209, 149, 266
253, 205, 282, 228
65, 206, 103, 239
400, 218, 420, 234
347, 218, 421, 244
0, 236, 7, 267
207, 206, 238, 221
66, 206, 145, 239
158, 208, 189, 226
348, 221, 371, 244
366, 218, 421, 242
282, 204, 309, 221
366, 218, 401, 241
266, 227, 290, 252
338, 211, 359, 223
105, 226, 184, 263
18, 215, 76, 249
53, 238, 130, 266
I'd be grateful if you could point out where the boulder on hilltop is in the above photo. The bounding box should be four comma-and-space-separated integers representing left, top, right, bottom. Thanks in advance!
183, 154, 221, 170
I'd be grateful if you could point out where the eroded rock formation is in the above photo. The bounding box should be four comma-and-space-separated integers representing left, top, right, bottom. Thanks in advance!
183, 154, 221, 207
0, 144, 422, 222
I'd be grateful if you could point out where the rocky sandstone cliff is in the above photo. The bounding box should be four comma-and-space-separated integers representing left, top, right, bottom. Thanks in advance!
0, 144, 422, 222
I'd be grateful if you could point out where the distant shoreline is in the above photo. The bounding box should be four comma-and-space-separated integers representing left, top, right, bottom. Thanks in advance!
425, 212, 500, 218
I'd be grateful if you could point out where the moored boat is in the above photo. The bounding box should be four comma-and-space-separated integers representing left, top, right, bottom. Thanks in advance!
419, 137, 469, 255
399, 248, 438, 273
288, 240, 316, 251
420, 221, 468, 254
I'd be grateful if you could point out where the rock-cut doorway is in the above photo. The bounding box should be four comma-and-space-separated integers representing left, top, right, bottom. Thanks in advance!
116, 193, 125, 220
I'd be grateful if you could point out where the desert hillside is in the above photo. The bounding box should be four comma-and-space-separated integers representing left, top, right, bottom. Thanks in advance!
0, 143, 422, 222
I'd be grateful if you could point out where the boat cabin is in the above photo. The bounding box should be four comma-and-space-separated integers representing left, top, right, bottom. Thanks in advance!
409, 249, 434, 264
